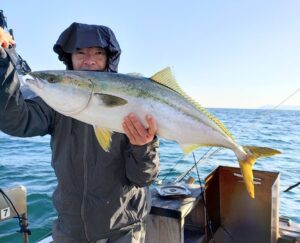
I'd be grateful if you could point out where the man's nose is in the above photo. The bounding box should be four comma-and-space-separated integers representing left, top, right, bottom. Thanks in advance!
83, 54, 96, 65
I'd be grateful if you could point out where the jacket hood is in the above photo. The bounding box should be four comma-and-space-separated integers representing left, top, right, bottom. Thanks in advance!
53, 22, 121, 72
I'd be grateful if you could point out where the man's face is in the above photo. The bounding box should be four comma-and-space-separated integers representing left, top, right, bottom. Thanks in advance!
71, 47, 108, 71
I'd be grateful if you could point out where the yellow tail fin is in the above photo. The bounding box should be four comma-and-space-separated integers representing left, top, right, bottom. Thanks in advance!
238, 146, 281, 198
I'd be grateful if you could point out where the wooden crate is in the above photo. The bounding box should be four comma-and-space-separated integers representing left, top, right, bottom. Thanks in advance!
205, 166, 280, 243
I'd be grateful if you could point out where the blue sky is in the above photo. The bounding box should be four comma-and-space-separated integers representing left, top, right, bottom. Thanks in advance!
2, 0, 300, 108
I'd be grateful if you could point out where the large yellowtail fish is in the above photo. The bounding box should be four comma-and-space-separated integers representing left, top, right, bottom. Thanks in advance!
25, 67, 281, 198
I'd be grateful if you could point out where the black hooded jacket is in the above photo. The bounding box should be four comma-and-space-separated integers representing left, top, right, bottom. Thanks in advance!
53, 23, 121, 72
0, 23, 159, 242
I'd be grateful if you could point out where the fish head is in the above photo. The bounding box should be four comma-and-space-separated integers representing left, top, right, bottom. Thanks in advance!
26, 70, 94, 116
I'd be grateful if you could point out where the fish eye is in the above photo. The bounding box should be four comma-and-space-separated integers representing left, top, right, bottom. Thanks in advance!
47, 74, 58, 83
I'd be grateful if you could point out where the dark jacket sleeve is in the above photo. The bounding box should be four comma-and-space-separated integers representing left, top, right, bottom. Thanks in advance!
125, 136, 160, 187
0, 49, 55, 137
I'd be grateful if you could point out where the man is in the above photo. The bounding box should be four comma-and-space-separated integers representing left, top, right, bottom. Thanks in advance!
0, 23, 160, 243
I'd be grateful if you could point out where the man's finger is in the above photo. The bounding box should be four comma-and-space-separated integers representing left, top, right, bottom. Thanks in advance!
122, 121, 137, 144
124, 115, 141, 139
146, 115, 157, 136
1, 41, 8, 48
128, 113, 148, 138
0, 28, 15, 48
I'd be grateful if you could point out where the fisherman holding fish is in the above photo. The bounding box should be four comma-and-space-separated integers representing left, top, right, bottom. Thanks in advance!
0, 23, 159, 243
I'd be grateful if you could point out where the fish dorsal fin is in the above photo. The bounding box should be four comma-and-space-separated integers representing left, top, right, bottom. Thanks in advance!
94, 126, 114, 152
150, 67, 186, 95
150, 67, 235, 142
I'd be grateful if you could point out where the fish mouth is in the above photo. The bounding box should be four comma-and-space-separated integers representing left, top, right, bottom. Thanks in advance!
25, 75, 48, 90
26, 71, 95, 116
25, 71, 64, 90
29, 71, 60, 84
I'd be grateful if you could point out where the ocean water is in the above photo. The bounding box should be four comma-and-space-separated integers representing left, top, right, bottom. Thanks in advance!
0, 108, 299, 242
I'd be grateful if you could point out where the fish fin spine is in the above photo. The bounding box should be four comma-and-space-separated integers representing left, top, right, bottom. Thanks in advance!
150, 67, 235, 141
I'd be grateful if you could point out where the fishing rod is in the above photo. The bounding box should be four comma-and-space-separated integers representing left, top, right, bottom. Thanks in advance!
0, 10, 32, 243
173, 88, 300, 183
0, 10, 31, 104
284, 181, 300, 192
174, 148, 221, 183
0, 10, 31, 75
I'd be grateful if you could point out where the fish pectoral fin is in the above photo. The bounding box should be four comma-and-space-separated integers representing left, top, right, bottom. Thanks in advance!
94, 93, 127, 107
180, 144, 203, 155
94, 126, 114, 152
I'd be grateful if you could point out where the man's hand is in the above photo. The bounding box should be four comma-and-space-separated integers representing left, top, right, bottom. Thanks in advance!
0, 27, 15, 48
0, 27, 19, 98
122, 113, 157, 146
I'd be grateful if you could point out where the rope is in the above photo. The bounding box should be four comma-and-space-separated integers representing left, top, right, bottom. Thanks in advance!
0, 188, 31, 235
